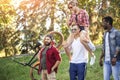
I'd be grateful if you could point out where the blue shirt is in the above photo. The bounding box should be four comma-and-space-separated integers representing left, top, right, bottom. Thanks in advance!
102, 27, 120, 61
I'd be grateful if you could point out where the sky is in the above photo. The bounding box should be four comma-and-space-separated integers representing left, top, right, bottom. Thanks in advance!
11, 0, 22, 8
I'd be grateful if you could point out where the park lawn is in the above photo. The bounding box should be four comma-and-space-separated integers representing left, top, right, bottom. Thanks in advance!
0, 48, 106, 80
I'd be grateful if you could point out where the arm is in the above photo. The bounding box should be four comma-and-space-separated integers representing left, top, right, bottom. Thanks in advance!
83, 10, 89, 27
37, 48, 44, 61
64, 47, 72, 61
111, 31, 120, 65
115, 31, 120, 56
52, 48, 61, 71
37, 50, 41, 61
62, 32, 73, 60
67, 14, 74, 27
99, 50, 104, 66
63, 33, 74, 48
80, 31, 94, 56
99, 38, 105, 66
51, 60, 61, 71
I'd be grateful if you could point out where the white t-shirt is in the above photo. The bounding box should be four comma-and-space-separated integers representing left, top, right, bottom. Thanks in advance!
105, 32, 110, 61
70, 37, 88, 63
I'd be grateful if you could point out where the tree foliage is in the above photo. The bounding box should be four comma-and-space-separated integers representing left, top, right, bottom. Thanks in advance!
0, 0, 120, 57
0, 0, 18, 56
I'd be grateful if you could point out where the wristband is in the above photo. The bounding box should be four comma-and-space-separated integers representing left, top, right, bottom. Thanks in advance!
113, 54, 117, 58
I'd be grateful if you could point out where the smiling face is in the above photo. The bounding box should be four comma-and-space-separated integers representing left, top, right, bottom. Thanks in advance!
68, 2, 77, 13
102, 16, 113, 31
102, 19, 112, 30
71, 25, 80, 35
44, 36, 52, 46
102, 19, 110, 30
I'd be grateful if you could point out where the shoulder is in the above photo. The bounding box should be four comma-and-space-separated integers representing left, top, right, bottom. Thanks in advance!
70, 13, 76, 17
79, 9, 88, 14
114, 29, 120, 36
81, 30, 88, 35
81, 30, 87, 33
112, 28, 120, 33
114, 28, 120, 32
51, 46, 58, 51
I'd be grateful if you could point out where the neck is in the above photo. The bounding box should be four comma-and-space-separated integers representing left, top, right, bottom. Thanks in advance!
45, 45, 51, 47
75, 7, 80, 14
107, 26, 112, 32
74, 33, 80, 39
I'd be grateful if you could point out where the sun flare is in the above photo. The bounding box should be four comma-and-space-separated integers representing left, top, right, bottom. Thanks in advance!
11, 0, 22, 8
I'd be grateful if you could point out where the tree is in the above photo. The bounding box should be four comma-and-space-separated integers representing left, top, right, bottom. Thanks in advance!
0, 0, 19, 57
0, 0, 120, 57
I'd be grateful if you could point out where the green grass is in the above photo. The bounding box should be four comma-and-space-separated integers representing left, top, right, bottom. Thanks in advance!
0, 48, 107, 80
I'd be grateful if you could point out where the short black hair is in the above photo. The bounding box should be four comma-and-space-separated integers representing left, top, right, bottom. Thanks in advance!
46, 34, 53, 40
102, 16, 113, 26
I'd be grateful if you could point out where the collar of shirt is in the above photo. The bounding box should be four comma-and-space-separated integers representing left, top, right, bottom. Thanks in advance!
42, 45, 52, 49
106, 27, 114, 33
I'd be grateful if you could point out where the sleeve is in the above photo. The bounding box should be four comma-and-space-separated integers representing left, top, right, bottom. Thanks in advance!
68, 15, 74, 26
37, 50, 41, 60
102, 33, 105, 53
53, 48, 61, 61
83, 10, 89, 27
115, 31, 120, 51
77, 12, 83, 23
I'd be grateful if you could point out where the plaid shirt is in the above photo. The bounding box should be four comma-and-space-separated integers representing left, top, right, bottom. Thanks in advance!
38, 45, 61, 74
68, 9, 89, 27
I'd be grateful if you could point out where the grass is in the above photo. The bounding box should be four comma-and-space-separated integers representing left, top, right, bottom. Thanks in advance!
0, 48, 109, 80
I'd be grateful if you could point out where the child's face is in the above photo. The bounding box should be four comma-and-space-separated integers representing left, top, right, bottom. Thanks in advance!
68, 4, 76, 13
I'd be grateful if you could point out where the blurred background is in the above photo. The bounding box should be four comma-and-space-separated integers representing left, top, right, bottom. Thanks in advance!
0, 0, 120, 57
